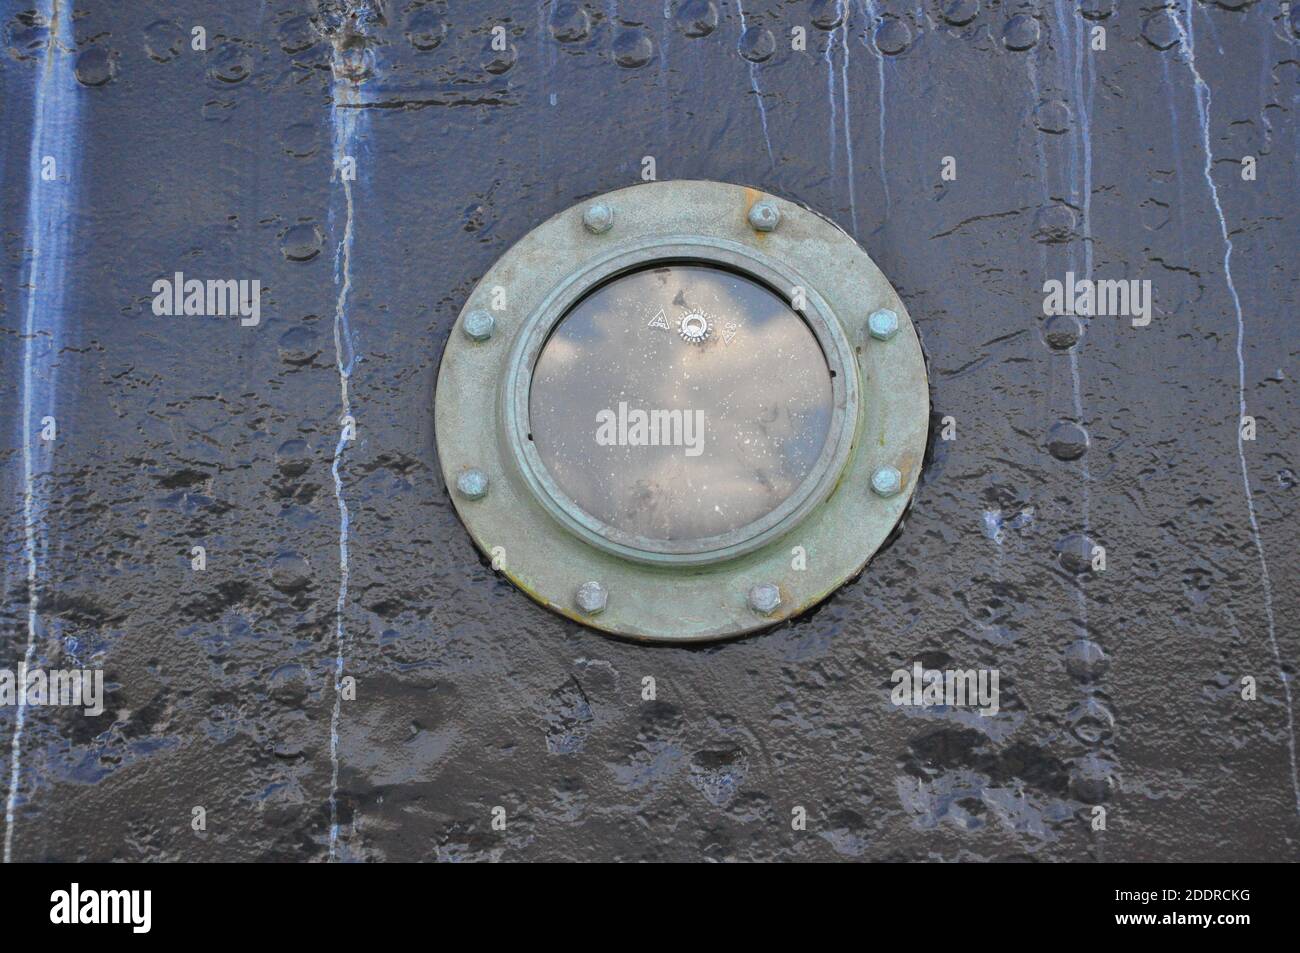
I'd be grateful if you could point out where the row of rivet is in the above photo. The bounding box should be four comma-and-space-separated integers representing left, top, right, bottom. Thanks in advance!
454, 196, 908, 620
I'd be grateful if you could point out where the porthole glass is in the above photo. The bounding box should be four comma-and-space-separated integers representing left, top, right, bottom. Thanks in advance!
528, 264, 834, 544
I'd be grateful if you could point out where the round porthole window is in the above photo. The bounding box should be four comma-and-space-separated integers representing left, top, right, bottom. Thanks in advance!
436, 181, 929, 642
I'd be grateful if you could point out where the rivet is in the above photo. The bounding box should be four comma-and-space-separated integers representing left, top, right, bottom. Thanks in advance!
748, 200, 780, 232
582, 203, 614, 234
455, 468, 489, 500
462, 309, 495, 342
747, 582, 782, 616
575, 580, 608, 615
870, 466, 902, 497
867, 308, 899, 341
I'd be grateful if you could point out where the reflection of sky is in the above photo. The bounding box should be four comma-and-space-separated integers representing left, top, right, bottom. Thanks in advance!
529, 265, 834, 542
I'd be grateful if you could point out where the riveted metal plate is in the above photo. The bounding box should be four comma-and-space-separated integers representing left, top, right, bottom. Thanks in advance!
435, 180, 928, 642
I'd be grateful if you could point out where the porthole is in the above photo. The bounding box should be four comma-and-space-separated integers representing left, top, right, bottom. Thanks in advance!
435, 180, 929, 642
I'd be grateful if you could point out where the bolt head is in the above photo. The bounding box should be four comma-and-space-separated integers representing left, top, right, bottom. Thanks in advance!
748, 201, 780, 232
575, 580, 607, 615
868, 308, 900, 341
462, 309, 495, 342
871, 466, 903, 497
582, 203, 614, 234
455, 468, 489, 500
748, 582, 782, 616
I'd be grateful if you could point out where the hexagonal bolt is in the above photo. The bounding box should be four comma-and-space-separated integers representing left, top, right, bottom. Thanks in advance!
455, 468, 489, 500
747, 582, 782, 616
462, 309, 495, 342
867, 308, 899, 341
575, 580, 607, 615
748, 201, 780, 232
582, 203, 614, 234
870, 466, 903, 498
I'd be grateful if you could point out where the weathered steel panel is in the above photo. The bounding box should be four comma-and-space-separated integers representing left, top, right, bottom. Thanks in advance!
1, 0, 1296, 860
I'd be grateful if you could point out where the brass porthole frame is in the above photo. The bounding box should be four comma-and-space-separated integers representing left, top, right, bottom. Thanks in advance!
435, 180, 929, 643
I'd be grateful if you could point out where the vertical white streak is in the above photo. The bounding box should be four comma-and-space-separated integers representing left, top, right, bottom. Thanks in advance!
1174, 2, 1299, 813
862, 0, 889, 219
6, 0, 77, 865
327, 66, 362, 863
875, 52, 888, 219
1045, 3, 1091, 531
825, 21, 838, 180
1075, 10, 1093, 282
1069, 3, 1094, 535
1041, 4, 1102, 848
1051, 0, 1079, 207
840, 10, 857, 234
736, 0, 775, 168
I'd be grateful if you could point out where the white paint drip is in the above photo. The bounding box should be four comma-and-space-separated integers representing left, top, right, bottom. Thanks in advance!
1074, 19, 1093, 280
6, 0, 77, 865
840, 9, 857, 234
327, 64, 363, 862
862, 0, 889, 219
825, 21, 838, 179
1035, 5, 1101, 840
1051, 0, 1079, 208
1173, 2, 1299, 813
736, 0, 775, 169
1068, 4, 1095, 536
1041, 3, 1093, 529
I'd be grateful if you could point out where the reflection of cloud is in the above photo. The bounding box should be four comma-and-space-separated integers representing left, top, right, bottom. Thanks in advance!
530, 265, 833, 542
537, 334, 583, 370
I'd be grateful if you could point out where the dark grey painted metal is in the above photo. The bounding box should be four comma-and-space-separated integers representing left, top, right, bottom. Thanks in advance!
0, 0, 1295, 862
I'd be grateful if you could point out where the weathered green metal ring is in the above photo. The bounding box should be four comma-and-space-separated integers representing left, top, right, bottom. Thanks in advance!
435, 180, 929, 643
